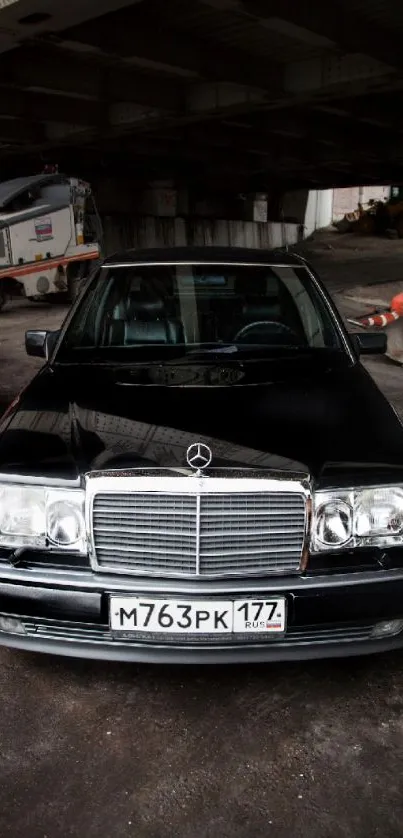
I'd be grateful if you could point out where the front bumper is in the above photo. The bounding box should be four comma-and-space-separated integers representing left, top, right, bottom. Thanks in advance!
0, 565, 403, 662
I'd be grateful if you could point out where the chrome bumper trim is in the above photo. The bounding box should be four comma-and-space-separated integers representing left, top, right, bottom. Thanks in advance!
0, 563, 402, 593
1, 628, 403, 663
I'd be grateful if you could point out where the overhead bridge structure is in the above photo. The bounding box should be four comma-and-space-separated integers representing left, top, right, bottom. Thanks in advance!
0, 0, 400, 192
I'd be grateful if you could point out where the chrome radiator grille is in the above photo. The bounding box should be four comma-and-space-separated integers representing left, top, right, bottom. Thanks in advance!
90, 479, 307, 578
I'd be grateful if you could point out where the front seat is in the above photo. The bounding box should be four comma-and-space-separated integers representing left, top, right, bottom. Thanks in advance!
109, 287, 184, 345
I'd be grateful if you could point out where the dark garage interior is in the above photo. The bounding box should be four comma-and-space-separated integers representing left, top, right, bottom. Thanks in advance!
1, 0, 403, 191
1, 3, 403, 838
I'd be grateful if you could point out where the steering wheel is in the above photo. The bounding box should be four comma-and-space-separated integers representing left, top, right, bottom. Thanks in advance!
233, 320, 299, 344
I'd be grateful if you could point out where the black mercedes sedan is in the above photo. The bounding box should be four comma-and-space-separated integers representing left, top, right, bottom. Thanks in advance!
0, 245, 401, 663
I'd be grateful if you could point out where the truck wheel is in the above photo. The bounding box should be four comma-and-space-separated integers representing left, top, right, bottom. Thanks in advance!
27, 295, 48, 303
67, 262, 89, 303
0, 288, 8, 312
395, 213, 403, 238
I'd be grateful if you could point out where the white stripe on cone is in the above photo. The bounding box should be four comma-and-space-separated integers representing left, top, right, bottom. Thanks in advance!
359, 311, 400, 327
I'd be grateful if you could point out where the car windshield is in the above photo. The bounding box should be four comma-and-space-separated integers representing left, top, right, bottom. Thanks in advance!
57, 262, 343, 362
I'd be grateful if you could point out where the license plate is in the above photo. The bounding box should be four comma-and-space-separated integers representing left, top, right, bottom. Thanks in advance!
110, 597, 286, 634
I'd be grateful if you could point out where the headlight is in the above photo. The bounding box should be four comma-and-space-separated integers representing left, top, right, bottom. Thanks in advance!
355, 488, 403, 540
0, 486, 46, 548
0, 485, 86, 554
315, 499, 353, 547
312, 487, 403, 552
47, 498, 85, 547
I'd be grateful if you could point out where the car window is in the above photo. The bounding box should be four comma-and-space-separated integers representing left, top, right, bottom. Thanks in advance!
58, 263, 342, 359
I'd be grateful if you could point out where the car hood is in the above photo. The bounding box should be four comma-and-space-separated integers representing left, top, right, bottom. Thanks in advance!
1, 355, 403, 486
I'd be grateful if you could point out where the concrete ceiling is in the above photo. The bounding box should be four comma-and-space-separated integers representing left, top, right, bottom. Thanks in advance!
0, 0, 402, 189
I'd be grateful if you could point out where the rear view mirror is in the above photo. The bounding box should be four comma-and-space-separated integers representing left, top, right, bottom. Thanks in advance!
25, 330, 60, 359
352, 332, 387, 355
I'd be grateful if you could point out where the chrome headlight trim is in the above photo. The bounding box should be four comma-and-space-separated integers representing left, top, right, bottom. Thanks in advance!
312, 485, 403, 552
0, 483, 86, 554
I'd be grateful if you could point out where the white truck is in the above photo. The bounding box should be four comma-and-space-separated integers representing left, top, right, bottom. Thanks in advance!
0, 172, 102, 309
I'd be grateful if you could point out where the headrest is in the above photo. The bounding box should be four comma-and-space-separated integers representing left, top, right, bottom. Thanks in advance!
127, 288, 165, 319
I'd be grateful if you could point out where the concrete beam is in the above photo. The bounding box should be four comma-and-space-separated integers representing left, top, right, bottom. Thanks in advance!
0, 46, 182, 110
97, 124, 386, 179
0, 86, 102, 125
0, 117, 45, 144
188, 82, 268, 114
184, 44, 395, 119
0, 57, 395, 156
109, 102, 162, 127
285, 54, 391, 95
61, 5, 283, 92
45, 123, 93, 141
238, 0, 402, 71
247, 109, 395, 150
0, 29, 396, 146
96, 135, 258, 174
314, 96, 403, 130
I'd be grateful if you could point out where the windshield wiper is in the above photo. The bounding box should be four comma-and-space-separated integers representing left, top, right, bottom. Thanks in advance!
183, 344, 307, 360
57, 343, 340, 366
186, 344, 239, 355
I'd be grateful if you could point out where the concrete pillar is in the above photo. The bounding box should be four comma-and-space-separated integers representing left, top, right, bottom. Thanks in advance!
244, 192, 268, 222
281, 188, 332, 238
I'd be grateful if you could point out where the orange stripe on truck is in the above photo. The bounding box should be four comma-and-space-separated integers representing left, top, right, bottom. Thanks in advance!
0, 250, 99, 280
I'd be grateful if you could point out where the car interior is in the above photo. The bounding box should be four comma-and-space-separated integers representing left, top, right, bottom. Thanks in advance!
102, 268, 307, 348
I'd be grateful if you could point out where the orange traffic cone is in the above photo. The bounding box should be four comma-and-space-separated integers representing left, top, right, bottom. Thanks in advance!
391, 293, 403, 316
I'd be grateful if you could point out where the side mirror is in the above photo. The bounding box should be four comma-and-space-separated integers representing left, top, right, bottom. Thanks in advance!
352, 332, 387, 355
25, 330, 60, 359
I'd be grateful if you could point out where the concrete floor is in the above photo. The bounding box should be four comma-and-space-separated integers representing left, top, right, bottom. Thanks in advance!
1, 236, 403, 837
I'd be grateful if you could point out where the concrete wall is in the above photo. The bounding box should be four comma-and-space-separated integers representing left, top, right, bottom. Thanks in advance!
283, 186, 393, 236
95, 179, 390, 248
102, 216, 300, 256
282, 189, 333, 238
332, 186, 390, 220
304, 190, 333, 238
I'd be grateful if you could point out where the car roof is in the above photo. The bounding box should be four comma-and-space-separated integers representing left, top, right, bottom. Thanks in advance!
102, 246, 307, 267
